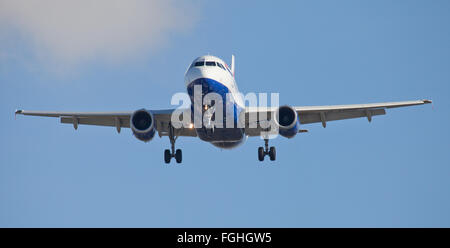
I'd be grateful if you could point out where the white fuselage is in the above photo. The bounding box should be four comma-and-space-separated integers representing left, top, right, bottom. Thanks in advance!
184, 55, 246, 148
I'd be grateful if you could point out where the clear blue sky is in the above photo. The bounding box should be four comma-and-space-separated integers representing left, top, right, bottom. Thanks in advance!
1, 0, 449, 227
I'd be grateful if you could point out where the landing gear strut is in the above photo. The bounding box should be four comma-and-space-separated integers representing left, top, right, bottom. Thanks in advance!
258, 139, 276, 161
164, 123, 182, 164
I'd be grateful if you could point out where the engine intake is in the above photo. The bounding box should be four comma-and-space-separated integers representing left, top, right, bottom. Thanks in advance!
130, 109, 155, 142
276, 105, 300, 138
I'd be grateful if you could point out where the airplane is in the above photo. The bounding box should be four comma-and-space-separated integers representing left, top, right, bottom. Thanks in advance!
15, 55, 432, 164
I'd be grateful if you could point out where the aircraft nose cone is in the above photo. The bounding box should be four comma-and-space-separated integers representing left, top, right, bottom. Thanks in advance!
186, 67, 210, 84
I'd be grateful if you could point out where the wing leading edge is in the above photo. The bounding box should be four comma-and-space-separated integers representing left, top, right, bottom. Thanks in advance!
244, 99, 431, 136
14, 109, 197, 137
295, 99, 431, 127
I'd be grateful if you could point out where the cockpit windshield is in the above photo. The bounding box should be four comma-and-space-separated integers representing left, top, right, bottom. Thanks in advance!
194, 61, 204, 67
190, 60, 232, 76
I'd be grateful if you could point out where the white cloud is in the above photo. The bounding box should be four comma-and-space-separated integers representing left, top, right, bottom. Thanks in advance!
0, 0, 197, 67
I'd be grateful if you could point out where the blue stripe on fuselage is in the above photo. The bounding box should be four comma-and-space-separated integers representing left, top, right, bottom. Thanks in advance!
187, 78, 245, 146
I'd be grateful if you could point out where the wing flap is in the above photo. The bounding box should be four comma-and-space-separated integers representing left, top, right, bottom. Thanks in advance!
60, 116, 130, 128
299, 108, 386, 124
154, 120, 197, 137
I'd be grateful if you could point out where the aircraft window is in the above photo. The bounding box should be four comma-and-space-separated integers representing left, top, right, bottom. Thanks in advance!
217, 63, 225, 70
194, 61, 204, 66
205, 61, 216, 66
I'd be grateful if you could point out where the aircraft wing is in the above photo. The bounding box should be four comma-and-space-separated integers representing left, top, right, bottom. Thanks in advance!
244, 99, 432, 136
14, 108, 197, 137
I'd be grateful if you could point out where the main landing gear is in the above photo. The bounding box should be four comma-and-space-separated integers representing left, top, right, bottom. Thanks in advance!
258, 139, 276, 161
164, 123, 182, 164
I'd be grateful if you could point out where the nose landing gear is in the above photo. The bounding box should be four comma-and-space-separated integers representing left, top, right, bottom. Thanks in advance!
258, 138, 276, 161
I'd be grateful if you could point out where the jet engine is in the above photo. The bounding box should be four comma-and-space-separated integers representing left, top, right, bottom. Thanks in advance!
275, 105, 300, 138
130, 109, 156, 142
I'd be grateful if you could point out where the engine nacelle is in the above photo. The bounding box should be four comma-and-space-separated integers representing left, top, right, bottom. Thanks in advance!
130, 109, 156, 142
275, 105, 300, 138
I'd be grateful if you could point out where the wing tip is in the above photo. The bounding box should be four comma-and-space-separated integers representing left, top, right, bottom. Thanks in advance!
422, 99, 432, 104
14, 109, 23, 120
